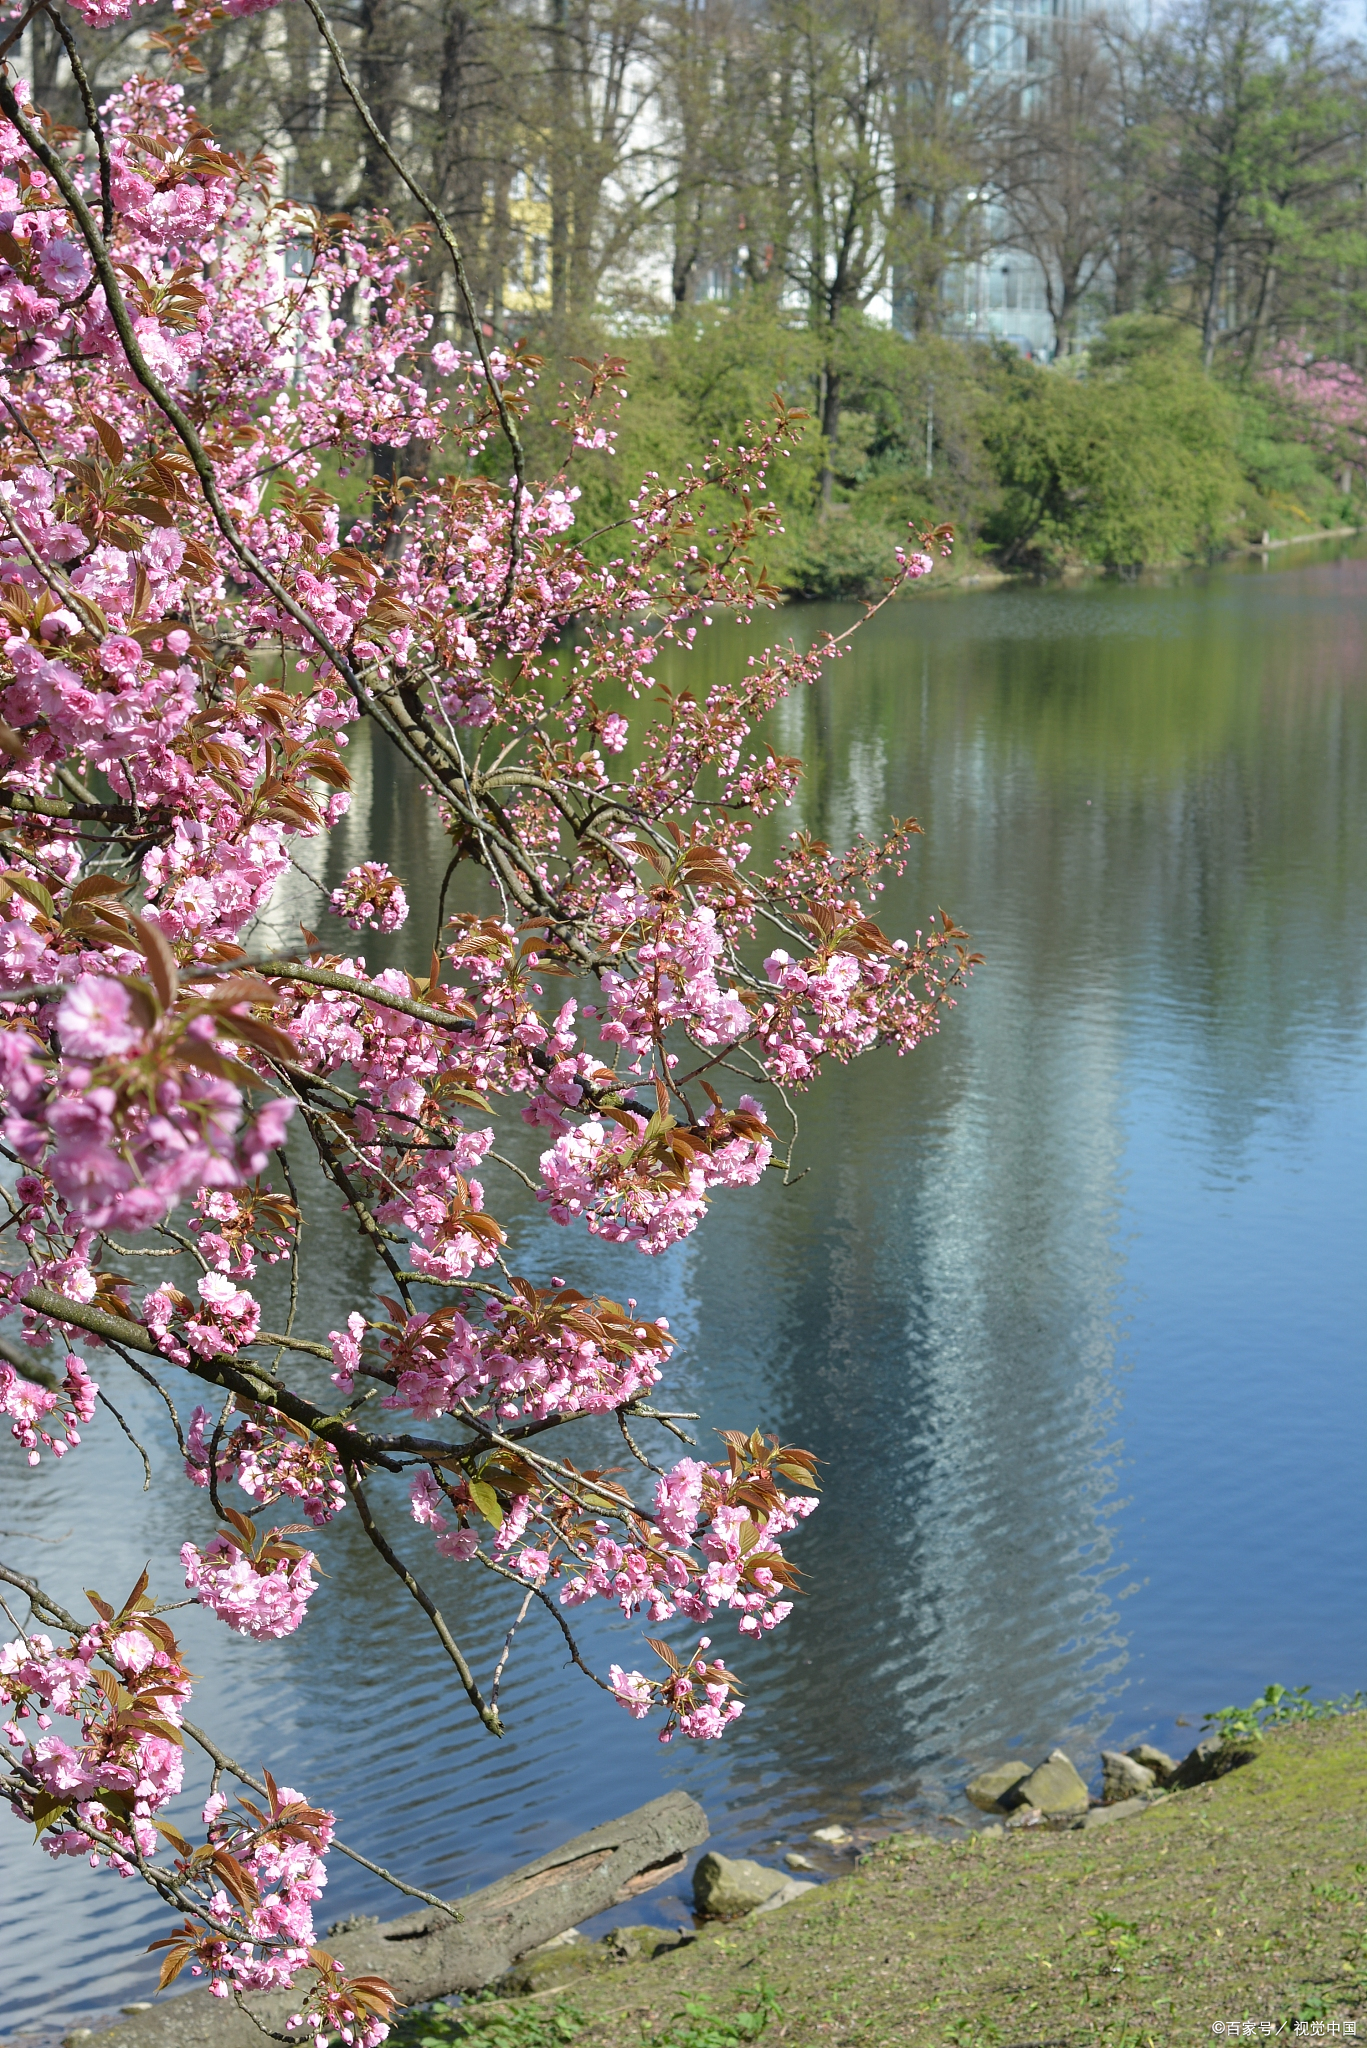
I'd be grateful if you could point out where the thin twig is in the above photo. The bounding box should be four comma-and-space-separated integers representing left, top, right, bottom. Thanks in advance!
616, 1407, 660, 1473
345, 1465, 502, 1734
112, 1349, 185, 1457
96, 1387, 152, 1490
231, 1991, 294, 2042
475, 1553, 615, 1695
206, 1392, 234, 1520
490, 1586, 534, 1710
274, 1144, 303, 1371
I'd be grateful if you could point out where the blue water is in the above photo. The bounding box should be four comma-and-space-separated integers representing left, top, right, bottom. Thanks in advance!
2, 543, 1364, 2037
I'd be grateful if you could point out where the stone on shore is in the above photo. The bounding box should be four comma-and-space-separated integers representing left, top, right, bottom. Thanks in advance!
693, 1851, 790, 1919
1072, 1795, 1153, 1828
965, 1762, 1032, 1813
1172, 1735, 1261, 1790
1128, 1743, 1179, 1786
753, 1877, 818, 1914
1015, 1750, 1090, 1815
1101, 1750, 1156, 1802
496, 1924, 687, 1997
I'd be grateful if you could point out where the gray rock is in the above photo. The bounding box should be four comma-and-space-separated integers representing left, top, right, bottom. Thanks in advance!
810, 1823, 850, 1843
1015, 1749, 1090, 1816
1004, 1804, 1045, 1830
784, 1851, 815, 1870
1072, 1796, 1151, 1829
599, 1925, 682, 1964
752, 1877, 818, 1915
326, 1913, 379, 1938
496, 1923, 681, 1997
1127, 1743, 1178, 1786
1101, 1751, 1156, 1803
693, 1851, 790, 1919
964, 1762, 1032, 1813
1171, 1735, 1260, 1790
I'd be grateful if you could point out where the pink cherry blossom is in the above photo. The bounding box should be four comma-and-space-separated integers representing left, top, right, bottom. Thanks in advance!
329, 861, 409, 933
182, 1536, 318, 1640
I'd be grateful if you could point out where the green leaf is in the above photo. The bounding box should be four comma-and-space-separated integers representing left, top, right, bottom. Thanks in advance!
1, 870, 55, 920
29, 1791, 72, 1836
466, 1481, 503, 1530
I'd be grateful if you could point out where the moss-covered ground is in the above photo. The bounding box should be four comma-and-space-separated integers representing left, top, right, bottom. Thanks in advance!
395, 1715, 1367, 2048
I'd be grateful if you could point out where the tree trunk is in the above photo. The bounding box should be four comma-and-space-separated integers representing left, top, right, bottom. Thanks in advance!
356, 0, 400, 213
549, 0, 571, 328
820, 358, 841, 508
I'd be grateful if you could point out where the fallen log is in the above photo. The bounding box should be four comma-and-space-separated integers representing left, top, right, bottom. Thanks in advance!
84, 1791, 709, 2048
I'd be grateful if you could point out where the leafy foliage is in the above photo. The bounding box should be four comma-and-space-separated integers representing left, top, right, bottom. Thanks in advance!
525, 309, 1358, 590
979, 320, 1247, 569
1203, 1683, 1367, 1745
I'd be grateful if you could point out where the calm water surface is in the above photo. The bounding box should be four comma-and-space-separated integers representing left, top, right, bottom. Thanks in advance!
3, 545, 1365, 2036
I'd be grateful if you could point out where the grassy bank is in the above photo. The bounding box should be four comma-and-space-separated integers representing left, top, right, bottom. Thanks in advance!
397, 1714, 1367, 2048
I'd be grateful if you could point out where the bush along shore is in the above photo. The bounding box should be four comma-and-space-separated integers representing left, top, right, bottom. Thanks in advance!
441, 310, 1367, 601
387, 1695, 1366, 2048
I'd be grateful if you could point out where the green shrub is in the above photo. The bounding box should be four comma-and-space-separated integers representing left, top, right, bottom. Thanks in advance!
980, 319, 1246, 569
463, 304, 1356, 587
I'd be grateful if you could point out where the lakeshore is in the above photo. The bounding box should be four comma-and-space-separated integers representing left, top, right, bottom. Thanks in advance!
420, 1715, 1367, 2047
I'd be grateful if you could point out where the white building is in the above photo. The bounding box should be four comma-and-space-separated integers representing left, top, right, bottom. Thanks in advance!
930, 0, 1149, 358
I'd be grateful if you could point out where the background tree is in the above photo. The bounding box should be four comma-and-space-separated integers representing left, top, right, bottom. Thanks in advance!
1142, 0, 1367, 369
992, 19, 1122, 355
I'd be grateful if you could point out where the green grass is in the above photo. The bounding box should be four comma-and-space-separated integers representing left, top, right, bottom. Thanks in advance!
399, 1713, 1366, 2048
389, 1987, 781, 2048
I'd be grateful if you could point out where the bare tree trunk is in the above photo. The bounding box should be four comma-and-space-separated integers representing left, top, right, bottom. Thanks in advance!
549, 0, 571, 328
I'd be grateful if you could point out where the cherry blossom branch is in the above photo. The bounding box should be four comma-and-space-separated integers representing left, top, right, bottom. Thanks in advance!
0, 74, 459, 825
37, 1, 113, 240
177, 1720, 461, 1923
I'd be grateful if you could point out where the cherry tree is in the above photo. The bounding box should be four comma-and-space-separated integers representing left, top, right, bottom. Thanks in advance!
0, 0, 967, 2034
1261, 343, 1367, 492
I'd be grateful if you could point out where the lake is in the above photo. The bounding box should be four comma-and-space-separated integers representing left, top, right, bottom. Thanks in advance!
3, 542, 1365, 2038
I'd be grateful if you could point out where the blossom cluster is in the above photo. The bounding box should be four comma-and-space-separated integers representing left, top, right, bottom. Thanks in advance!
185, 1404, 347, 1527
0, 1352, 96, 1464
609, 1639, 746, 1743
181, 1510, 320, 1640
0, 1574, 390, 2041
329, 862, 410, 934
0, 1587, 190, 1870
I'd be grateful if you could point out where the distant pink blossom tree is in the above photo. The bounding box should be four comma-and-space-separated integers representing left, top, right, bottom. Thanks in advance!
0, 0, 965, 2034
1262, 343, 1367, 490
